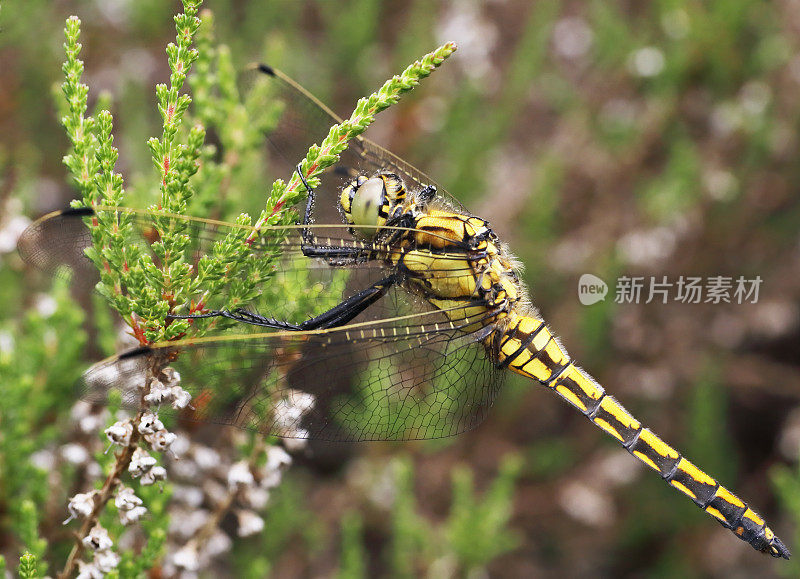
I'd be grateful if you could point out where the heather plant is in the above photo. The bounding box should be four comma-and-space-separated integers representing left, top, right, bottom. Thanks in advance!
7, 0, 461, 575
339, 455, 522, 578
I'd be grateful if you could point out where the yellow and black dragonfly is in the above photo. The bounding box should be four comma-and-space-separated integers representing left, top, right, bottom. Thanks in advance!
19, 66, 790, 559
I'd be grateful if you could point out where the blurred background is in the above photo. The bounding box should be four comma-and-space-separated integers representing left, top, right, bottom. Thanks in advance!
2, 0, 800, 577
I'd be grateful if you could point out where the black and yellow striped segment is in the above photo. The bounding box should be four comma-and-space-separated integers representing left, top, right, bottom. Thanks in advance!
497, 314, 790, 559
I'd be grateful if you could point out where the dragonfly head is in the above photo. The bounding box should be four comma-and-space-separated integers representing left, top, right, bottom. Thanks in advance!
340, 173, 406, 238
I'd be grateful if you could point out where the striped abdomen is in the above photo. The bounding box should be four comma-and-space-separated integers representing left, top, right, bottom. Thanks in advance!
494, 313, 789, 559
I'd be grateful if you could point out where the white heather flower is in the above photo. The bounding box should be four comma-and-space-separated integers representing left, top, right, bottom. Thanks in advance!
0, 214, 30, 254
172, 485, 205, 508
227, 460, 255, 490
206, 530, 232, 558
170, 433, 191, 457
288, 390, 315, 413
261, 469, 282, 489
76, 560, 104, 579
169, 508, 209, 539
82, 524, 113, 551
236, 510, 265, 537
65, 491, 98, 524
192, 446, 221, 471
170, 456, 200, 481
140, 465, 167, 486
34, 294, 57, 317
162, 367, 181, 385
144, 379, 172, 405
146, 429, 177, 453
661, 9, 689, 39
137, 412, 164, 435
86, 461, 103, 480
283, 432, 309, 452
120, 505, 148, 526
552, 17, 593, 59
129, 448, 157, 477
628, 46, 665, 78
114, 408, 132, 422
0, 330, 12, 354
172, 542, 200, 571
32, 294, 56, 320
70, 400, 93, 421
170, 386, 192, 409
202, 479, 229, 506
29, 449, 56, 471
558, 482, 614, 527
60, 443, 90, 465
261, 446, 292, 489
272, 399, 300, 428
272, 390, 315, 437
115, 486, 143, 511
230, 429, 249, 447
144, 368, 191, 410
94, 548, 121, 572
105, 420, 133, 447
114, 487, 147, 526
242, 486, 270, 510
435, 1, 497, 80
265, 446, 292, 471
79, 410, 109, 435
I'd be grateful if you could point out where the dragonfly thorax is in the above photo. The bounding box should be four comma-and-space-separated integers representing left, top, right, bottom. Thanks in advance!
340, 173, 406, 238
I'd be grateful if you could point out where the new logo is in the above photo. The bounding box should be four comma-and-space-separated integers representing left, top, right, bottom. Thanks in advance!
578, 273, 608, 305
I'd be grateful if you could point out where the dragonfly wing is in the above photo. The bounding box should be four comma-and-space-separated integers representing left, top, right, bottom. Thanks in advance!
80, 296, 504, 441
18, 206, 475, 318
249, 66, 464, 214
17, 207, 97, 282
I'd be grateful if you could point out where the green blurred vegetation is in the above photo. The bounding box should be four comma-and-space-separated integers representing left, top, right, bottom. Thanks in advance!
2, 0, 800, 576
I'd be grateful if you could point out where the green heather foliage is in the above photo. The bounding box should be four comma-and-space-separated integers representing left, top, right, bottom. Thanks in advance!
385, 456, 522, 576
17, 552, 38, 579
2, 0, 492, 575
338, 511, 368, 579
445, 455, 522, 572
60, 4, 455, 344
0, 277, 84, 576
3, 0, 799, 575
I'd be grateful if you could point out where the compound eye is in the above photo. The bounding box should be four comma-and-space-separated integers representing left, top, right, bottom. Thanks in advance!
349, 177, 385, 232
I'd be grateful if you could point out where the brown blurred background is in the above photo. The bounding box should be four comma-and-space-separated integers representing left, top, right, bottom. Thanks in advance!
2, 1, 800, 577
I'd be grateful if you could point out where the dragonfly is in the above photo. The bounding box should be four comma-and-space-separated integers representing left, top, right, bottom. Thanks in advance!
19, 65, 790, 559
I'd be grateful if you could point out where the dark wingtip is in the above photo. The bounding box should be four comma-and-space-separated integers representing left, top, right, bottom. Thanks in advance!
257, 63, 275, 76
118, 345, 153, 360
61, 206, 96, 217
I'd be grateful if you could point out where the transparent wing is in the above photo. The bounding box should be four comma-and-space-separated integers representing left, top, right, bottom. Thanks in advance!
81, 297, 503, 442
248, 65, 467, 215
18, 66, 500, 441
21, 205, 503, 440
17, 207, 476, 314
17, 207, 100, 283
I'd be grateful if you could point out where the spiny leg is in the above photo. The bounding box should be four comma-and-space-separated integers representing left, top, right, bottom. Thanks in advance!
296, 163, 371, 263
170, 274, 399, 330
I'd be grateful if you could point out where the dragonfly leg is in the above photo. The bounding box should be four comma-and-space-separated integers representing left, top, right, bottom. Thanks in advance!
298, 163, 315, 242
295, 163, 371, 264
171, 274, 398, 330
